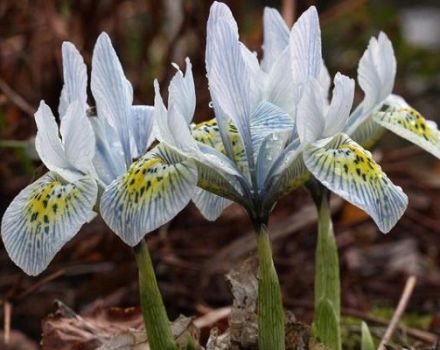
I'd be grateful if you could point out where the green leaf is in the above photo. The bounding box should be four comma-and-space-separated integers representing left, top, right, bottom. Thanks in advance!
361, 322, 375, 350
314, 299, 341, 350
314, 191, 340, 318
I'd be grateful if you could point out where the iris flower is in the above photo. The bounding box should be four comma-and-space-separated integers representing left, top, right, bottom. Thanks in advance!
1, 43, 98, 276
1, 33, 190, 350
153, 3, 411, 349
345, 32, 440, 160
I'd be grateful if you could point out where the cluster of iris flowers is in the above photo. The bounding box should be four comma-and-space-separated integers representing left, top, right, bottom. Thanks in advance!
2, 2, 440, 349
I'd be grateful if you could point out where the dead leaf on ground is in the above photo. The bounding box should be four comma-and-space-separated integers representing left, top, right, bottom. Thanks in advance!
41, 300, 200, 350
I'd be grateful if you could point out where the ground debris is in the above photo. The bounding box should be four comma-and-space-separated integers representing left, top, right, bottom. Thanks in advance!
206, 258, 323, 350
41, 300, 200, 350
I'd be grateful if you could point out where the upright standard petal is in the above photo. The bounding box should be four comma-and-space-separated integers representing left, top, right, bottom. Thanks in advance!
1, 172, 97, 275
206, 2, 254, 167
357, 32, 395, 113
100, 146, 198, 246
34, 101, 80, 182
262, 7, 289, 72
323, 73, 355, 138
289, 6, 322, 106
304, 133, 407, 233
296, 79, 326, 144
130, 105, 155, 157
318, 63, 331, 99
59, 42, 88, 117
153, 80, 197, 155
346, 32, 396, 136
91, 32, 133, 165
265, 46, 296, 118
59, 101, 96, 175
89, 116, 126, 185
168, 58, 196, 125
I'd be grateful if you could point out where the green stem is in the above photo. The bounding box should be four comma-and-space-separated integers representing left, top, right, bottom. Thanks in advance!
256, 223, 285, 350
134, 240, 178, 350
312, 186, 341, 350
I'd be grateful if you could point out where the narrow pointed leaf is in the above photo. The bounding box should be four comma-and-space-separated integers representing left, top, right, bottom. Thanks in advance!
361, 322, 375, 350
1, 172, 97, 276
314, 299, 341, 350
315, 191, 340, 320
304, 133, 407, 232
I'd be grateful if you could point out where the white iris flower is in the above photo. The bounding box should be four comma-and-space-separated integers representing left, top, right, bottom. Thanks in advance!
345, 33, 440, 159
1, 43, 98, 276
1, 32, 199, 275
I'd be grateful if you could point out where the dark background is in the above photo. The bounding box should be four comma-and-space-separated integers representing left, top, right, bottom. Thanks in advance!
0, 0, 439, 348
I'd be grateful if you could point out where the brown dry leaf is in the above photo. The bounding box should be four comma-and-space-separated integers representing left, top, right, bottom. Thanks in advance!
41, 301, 200, 350
227, 257, 259, 348
206, 258, 313, 350
340, 203, 369, 225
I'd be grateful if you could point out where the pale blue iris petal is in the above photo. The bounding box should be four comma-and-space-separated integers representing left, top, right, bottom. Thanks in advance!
59, 101, 96, 175
89, 117, 126, 185
345, 32, 396, 135
304, 133, 407, 233
59, 42, 88, 117
34, 101, 83, 183
130, 105, 154, 158
289, 6, 322, 106
192, 188, 232, 221
168, 58, 196, 125
250, 101, 293, 157
1, 172, 97, 276
91, 33, 133, 165
256, 132, 290, 189
261, 7, 289, 73
100, 146, 198, 247
206, 3, 254, 169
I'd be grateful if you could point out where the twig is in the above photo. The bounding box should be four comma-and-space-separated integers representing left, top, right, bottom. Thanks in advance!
281, 0, 296, 27
15, 269, 65, 301
378, 276, 417, 350
3, 301, 12, 344
0, 78, 34, 116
